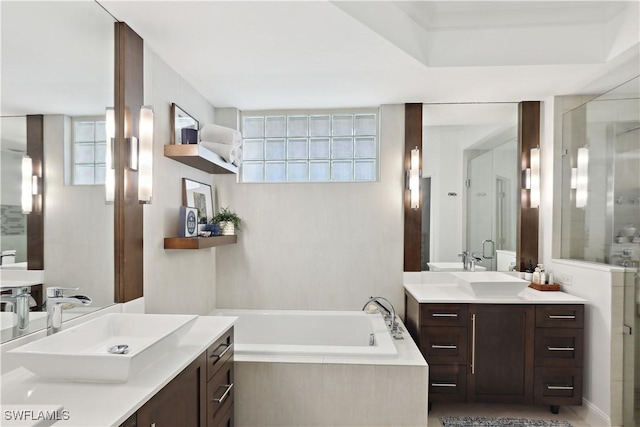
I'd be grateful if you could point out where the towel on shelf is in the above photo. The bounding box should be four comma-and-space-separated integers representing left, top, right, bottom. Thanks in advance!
200, 140, 243, 166
199, 124, 242, 146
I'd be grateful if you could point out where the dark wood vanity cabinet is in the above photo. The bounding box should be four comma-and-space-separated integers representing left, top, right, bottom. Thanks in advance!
120, 327, 234, 427
405, 294, 584, 410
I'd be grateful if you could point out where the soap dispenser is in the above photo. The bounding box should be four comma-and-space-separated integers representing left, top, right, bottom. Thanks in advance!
532, 266, 541, 284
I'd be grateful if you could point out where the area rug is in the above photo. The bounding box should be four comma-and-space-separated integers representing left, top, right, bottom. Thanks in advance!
440, 416, 572, 427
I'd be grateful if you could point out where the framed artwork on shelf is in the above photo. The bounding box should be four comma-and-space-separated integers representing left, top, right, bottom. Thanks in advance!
170, 103, 199, 145
182, 178, 214, 224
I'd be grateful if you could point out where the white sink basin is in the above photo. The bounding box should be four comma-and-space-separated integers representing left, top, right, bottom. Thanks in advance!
428, 262, 486, 272
7, 313, 197, 382
451, 271, 530, 298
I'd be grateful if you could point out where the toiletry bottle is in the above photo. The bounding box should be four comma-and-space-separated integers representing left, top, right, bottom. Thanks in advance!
548, 272, 554, 285
539, 264, 546, 284
532, 266, 540, 284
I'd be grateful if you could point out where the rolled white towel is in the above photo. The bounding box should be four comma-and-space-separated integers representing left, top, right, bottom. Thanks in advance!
200, 140, 243, 166
200, 124, 242, 146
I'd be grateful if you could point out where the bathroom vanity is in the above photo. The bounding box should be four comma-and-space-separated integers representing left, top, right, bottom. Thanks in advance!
404, 277, 586, 413
0, 314, 236, 427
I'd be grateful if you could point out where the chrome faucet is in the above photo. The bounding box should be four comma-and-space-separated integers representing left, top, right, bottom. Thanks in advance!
458, 250, 483, 271
45, 287, 92, 335
0, 286, 30, 330
362, 296, 403, 339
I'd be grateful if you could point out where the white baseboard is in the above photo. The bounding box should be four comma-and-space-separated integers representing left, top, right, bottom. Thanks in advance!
569, 398, 611, 427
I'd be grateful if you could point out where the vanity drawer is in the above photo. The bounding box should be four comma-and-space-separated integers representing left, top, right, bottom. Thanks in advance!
207, 357, 234, 425
211, 402, 233, 427
535, 305, 584, 328
534, 367, 582, 406
421, 304, 468, 327
421, 326, 468, 364
428, 364, 467, 402
535, 328, 583, 367
207, 328, 234, 381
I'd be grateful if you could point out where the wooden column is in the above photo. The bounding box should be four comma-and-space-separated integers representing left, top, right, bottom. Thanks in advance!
114, 22, 144, 303
404, 103, 422, 271
26, 115, 44, 270
517, 101, 540, 271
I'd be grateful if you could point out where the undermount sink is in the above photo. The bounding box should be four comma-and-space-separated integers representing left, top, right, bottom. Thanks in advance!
451, 271, 530, 298
7, 313, 197, 382
427, 262, 487, 272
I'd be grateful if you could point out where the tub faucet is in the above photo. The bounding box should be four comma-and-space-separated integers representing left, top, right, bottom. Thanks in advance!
45, 287, 92, 335
0, 286, 30, 330
362, 296, 403, 339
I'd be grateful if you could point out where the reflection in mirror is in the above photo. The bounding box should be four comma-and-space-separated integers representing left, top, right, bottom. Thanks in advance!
421, 103, 519, 272
0, 1, 116, 342
561, 76, 640, 267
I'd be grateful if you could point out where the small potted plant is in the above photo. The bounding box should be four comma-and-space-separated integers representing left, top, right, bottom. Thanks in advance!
211, 207, 242, 236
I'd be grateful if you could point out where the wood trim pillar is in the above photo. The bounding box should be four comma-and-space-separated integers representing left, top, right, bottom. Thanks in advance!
517, 101, 540, 271
114, 22, 144, 303
26, 115, 44, 270
404, 103, 422, 271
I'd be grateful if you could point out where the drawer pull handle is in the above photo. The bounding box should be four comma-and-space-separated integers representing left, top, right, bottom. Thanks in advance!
213, 383, 234, 403
211, 343, 232, 360
548, 315, 576, 320
547, 385, 574, 391
432, 313, 458, 318
548, 346, 575, 351
432, 345, 457, 349
431, 383, 457, 388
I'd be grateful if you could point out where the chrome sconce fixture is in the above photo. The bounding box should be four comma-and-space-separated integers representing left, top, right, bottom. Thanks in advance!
523, 146, 540, 208
575, 146, 589, 208
21, 156, 40, 214
406, 146, 421, 210
104, 106, 154, 204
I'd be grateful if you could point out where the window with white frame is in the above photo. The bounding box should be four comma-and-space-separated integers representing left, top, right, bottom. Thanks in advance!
72, 118, 107, 185
241, 111, 378, 183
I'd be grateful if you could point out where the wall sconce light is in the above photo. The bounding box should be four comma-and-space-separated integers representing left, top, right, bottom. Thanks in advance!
105, 106, 154, 204
105, 107, 115, 204
138, 106, 154, 204
575, 147, 589, 208
406, 146, 420, 210
529, 147, 540, 208
21, 156, 34, 214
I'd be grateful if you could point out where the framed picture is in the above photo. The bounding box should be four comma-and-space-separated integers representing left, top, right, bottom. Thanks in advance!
170, 103, 199, 145
179, 206, 198, 237
182, 178, 214, 224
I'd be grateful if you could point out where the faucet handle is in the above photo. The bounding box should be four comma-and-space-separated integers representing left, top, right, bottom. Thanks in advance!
46, 287, 79, 298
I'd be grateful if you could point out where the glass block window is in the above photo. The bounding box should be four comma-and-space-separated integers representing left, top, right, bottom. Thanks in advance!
241, 112, 377, 183
72, 119, 107, 185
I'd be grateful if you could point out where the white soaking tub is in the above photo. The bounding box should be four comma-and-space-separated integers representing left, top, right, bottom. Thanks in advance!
210, 309, 428, 427
215, 309, 397, 358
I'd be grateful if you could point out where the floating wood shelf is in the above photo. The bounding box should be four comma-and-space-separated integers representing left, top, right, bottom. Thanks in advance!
164, 144, 238, 174
164, 235, 238, 249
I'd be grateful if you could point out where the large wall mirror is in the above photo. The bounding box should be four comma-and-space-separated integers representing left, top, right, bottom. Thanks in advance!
0, 1, 116, 342
421, 103, 519, 272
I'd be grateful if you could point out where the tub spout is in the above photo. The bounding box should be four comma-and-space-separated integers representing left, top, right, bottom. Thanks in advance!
362, 296, 403, 340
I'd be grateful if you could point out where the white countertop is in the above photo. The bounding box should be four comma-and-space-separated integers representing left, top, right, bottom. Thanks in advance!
0, 280, 43, 289
0, 315, 236, 427
404, 283, 588, 304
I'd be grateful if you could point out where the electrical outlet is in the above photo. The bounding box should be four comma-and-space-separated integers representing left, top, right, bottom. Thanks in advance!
556, 273, 572, 286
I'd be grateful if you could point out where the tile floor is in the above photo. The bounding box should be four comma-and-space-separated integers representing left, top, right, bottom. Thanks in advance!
428, 403, 594, 427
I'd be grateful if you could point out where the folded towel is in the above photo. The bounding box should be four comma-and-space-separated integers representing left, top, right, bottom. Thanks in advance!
200, 124, 242, 146
200, 140, 243, 166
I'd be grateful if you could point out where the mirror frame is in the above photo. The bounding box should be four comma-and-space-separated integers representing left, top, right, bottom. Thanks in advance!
403, 102, 540, 271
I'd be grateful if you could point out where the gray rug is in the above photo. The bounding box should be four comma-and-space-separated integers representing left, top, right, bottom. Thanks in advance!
440, 416, 572, 427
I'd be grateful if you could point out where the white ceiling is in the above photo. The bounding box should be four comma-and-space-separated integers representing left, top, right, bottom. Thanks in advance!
1, 1, 638, 119
99, 0, 640, 110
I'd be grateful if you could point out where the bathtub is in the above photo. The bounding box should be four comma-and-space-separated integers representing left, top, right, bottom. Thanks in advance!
214, 309, 397, 358
210, 309, 428, 427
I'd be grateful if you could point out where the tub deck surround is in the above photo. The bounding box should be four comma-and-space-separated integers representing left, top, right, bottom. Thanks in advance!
212, 309, 428, 427
0, 315, 236, 427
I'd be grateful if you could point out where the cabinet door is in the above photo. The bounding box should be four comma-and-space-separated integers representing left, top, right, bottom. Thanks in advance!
137, 353, 207, 427
467, 304, 535, 404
